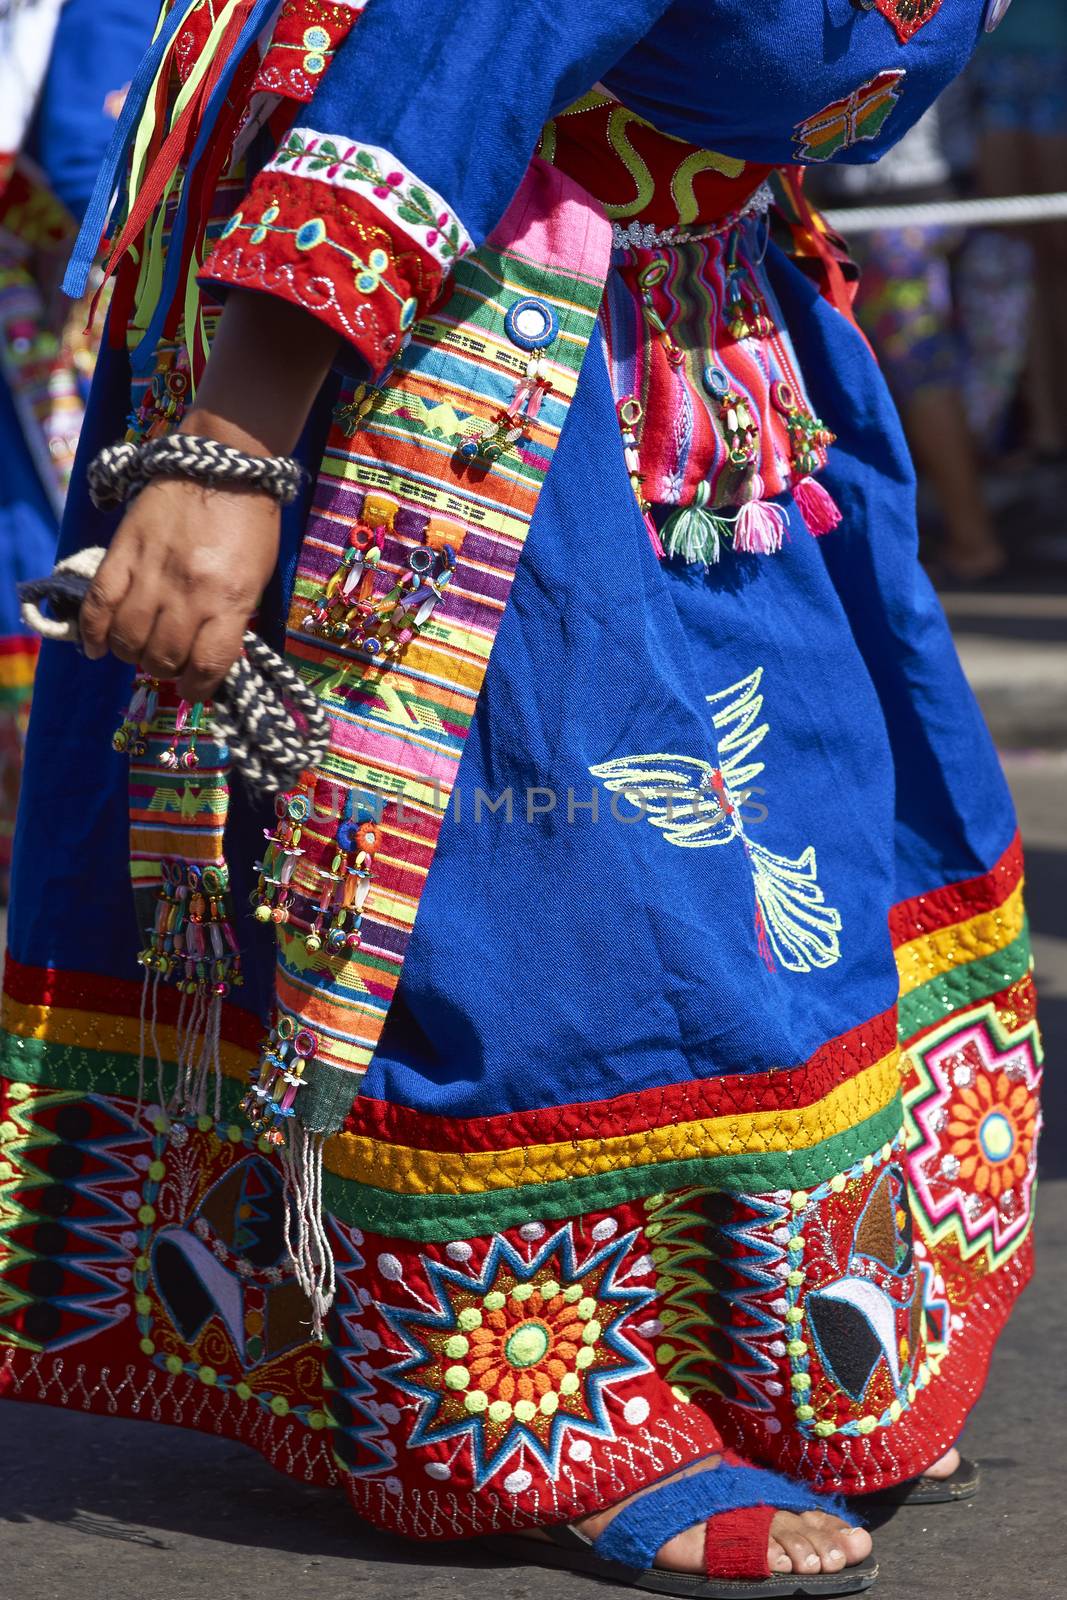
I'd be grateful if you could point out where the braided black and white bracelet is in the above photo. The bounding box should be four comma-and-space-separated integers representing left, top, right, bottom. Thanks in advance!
87, 434, 305, 511
18, 547, 329, 797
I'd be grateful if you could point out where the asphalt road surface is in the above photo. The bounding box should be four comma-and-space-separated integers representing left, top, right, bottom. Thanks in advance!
1, 753, 1064, 1600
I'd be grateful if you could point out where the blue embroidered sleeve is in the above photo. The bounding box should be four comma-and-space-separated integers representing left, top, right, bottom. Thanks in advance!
203, 0, 675, 372
293, 0, 677, 246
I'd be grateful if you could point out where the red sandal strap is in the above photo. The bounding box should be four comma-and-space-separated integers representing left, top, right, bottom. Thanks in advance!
704, 1504, 776, 1580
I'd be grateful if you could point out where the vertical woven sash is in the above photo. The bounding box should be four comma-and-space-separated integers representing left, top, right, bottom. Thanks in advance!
275, 159, 611, 1136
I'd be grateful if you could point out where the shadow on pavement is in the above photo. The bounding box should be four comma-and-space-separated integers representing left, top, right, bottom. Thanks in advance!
0, 1400, 500, 1568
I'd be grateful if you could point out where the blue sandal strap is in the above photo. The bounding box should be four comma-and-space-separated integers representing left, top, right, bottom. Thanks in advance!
592, 1462, 847, 1571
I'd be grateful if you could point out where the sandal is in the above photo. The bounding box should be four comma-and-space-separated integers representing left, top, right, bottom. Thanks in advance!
859, 1456, 980, 1507
484, 1458, 878, 1598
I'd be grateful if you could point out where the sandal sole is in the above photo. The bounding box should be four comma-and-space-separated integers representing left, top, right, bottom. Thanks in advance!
857, 1458, 980, 1507
482, 1533, 879, 1598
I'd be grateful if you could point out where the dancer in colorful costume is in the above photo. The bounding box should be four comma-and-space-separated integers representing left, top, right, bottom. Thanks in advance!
0, 1, 1041, 1593
0, 0, 150, 890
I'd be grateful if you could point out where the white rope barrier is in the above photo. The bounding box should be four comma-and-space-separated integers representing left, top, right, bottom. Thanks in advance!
822, 190, 1067, 234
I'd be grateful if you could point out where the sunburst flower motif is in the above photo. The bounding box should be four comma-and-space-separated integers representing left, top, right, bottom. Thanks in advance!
907, 1004, 1042, 1264
379, 1223, 655, 1487
460, 1282, 592, 1406
946, 1073, 1038, 1200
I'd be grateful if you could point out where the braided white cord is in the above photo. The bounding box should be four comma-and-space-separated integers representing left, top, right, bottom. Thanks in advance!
18, 547, 329, 796
87, 434, 305, 510
18, 546, 108, 643
86, 443, 143, 508
213, 631, 330, 795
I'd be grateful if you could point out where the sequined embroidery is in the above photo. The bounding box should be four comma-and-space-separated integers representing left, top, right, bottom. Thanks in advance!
793, 70, 907, 162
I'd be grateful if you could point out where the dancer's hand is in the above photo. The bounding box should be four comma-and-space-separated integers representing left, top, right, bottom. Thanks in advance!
80, 473, 281, 702
81, 289, 340, 701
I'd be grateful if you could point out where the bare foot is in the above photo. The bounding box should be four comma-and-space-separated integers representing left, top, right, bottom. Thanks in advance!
921, 1446, 961, 1481
571, 1458, 873, 1578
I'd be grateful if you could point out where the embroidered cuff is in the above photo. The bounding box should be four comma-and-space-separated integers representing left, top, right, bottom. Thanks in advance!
201, 129, 473, 375
251, 0, 366, 104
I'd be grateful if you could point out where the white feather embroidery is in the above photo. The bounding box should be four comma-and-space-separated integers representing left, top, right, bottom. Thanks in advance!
590, 667, 842, 974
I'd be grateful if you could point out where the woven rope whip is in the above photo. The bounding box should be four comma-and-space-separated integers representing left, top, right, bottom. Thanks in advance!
19, 545, 329, 797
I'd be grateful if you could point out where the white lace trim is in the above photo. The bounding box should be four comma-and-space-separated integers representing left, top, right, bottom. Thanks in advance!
611, 180, 775, 252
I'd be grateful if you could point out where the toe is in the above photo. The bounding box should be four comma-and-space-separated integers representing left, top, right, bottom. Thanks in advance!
796, 1512, 848, 1572
924, 1446, 961, 1480
804, 1526, 845, 1572
839, 1522, 873, 1564
767, 1536, 793, 1574
770, 1517, 822, 1575
766, 1515, 871, 1577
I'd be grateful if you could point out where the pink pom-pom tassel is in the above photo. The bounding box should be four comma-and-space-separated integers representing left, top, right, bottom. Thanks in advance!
793, 474, 843, 537
643, 510, 666, 559
732, 497, 788, 555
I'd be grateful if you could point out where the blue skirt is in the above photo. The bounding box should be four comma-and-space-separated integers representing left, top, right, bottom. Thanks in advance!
0, 241, 1038, 1524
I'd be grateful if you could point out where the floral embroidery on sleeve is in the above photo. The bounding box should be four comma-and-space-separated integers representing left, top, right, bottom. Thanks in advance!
201, 130, 472, 375
271, 132, 472, 269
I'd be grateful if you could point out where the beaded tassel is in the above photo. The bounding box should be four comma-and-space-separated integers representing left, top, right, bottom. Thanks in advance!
243, 780, 382, 1335
770, 379, 842, 537
333, 329, 414, 437
252, 791, 309, 928
368, 544, 456, 658
115, 668, 239, 1122
722, 389, 759, 470
333, 379, 384, 437
617, 394, 665, 557
302, 521, 384, 641
113, 673, 159, 756
459, 346, 553, 463
304, 797, 380, 955
705, 367, 791, 555
303, 524, 455, 659
241, 1016, 317, 1145
638, 256, 687, 365
724, 241, 774, 344
158, 699, 204, 770
252, 789, 381, 951
140, 862, 242, 999
137, 860, 242, 1119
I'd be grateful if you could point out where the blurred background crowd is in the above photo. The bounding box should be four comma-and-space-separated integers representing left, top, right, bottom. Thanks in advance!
812, 0, 1067, 588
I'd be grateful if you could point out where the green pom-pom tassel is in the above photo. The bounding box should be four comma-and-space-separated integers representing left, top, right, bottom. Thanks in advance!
660, 482, 729, 567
